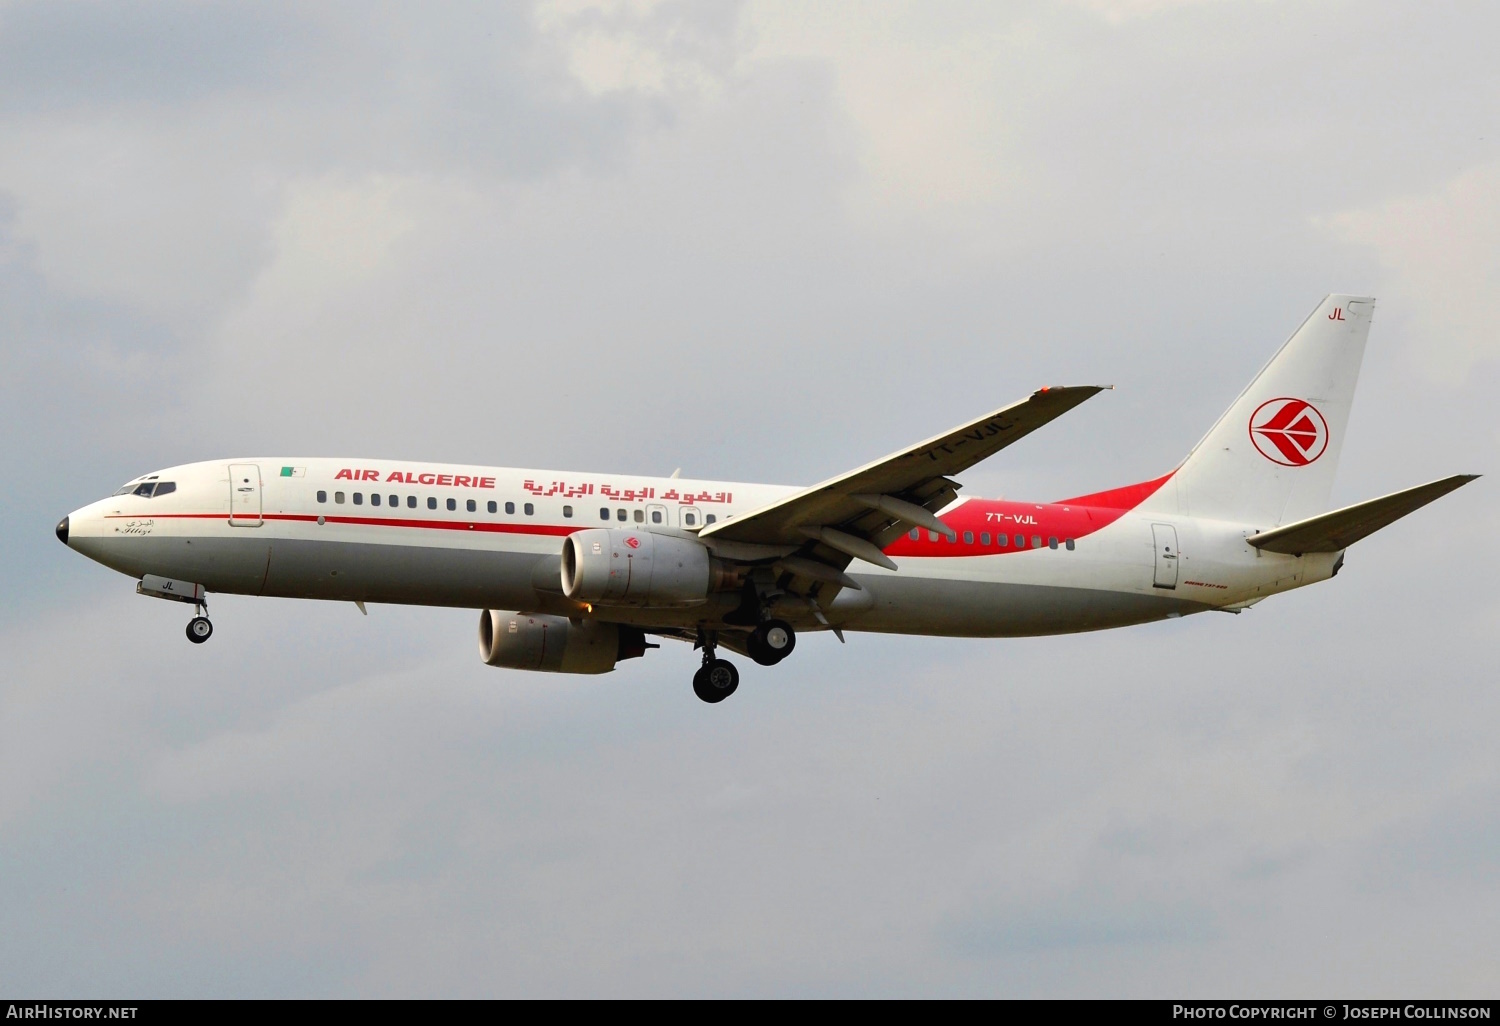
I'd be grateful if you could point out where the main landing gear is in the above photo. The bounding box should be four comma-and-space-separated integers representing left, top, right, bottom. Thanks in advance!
692, 629, 739, 704
691, 620, 799, 703
693, 658, 739, 703
747, 618, 795, 666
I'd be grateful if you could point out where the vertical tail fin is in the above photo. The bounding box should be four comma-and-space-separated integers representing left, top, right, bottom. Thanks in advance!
1141, 295, 1375, 526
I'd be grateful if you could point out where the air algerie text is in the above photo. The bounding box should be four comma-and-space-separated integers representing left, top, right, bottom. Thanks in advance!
334, 469, 496, 489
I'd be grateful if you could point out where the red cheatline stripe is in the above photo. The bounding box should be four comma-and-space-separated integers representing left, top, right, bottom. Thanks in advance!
104, 512, 578, 536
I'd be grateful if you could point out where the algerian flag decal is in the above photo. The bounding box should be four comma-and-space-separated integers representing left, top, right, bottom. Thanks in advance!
280, 467, 306, 478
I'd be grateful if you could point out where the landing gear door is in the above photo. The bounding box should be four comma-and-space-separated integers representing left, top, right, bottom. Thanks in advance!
229, 464, 263, 527
1152, 523, 1178, 589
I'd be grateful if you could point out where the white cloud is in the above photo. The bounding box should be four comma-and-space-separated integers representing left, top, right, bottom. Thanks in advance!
1067, 0, 1233, 23
1323, 161, 1500, 382
741, 2, 1045, 222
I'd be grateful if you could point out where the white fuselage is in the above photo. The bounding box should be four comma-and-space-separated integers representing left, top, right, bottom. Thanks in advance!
63, 457, 1339, 637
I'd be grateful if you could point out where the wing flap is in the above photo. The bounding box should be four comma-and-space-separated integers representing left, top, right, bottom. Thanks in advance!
1247, 474, 1478, 555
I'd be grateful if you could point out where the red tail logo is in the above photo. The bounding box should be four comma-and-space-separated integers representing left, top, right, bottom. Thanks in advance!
1249, 398, 1329, 466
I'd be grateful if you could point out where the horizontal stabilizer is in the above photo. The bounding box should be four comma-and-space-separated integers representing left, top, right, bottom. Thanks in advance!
1247, 474, 1478, 555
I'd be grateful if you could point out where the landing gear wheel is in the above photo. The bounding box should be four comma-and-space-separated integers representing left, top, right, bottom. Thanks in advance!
693, 658, 739, 703
186, 616, 213, 644
747, 619, 796, 666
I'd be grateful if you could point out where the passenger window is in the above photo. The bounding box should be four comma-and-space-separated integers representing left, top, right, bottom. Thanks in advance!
705, 514, 716, 524
446, 498, 456, 511
684, 512, 696, 526
1032, 536, 1042, 549
524, 503, 534, 516
963, 531, 974, 544
335, 492, 345, 504
317, 490, 327, 504
467, 499, 477, 513
617, 509, 627, 522
980, 532, 990, 545
488, 501, 497, 514
1015, 534, 1024, 547
600, 507, 611, 521
563, 505, 573, 519
371, 494, 381, 506
408, 496, 417, 508
154, 482, 176, 497
946, 531, 956, 543
634, 509, 644, 523
427, 497, 437, 510
928, 530, 939, 542
1065, 538, 1075, 551
653, 510, 664, 525
388, 495, 397, 507
1048, 537, 1058, 549
998, 533, 1007, 546
353, 493, 363, 505
505, 502, 515, 515
909, 529, 920, 541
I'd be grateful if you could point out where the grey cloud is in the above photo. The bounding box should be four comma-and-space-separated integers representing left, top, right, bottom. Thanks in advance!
0, 0, 308, 112
942, 893, 1217, 954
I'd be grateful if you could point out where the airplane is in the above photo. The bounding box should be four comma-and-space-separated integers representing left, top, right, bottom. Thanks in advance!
56, 295, 1476, 703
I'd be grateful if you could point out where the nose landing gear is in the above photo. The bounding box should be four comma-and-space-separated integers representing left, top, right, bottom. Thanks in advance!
185, 594, 213, 644
135, 575, 214, 644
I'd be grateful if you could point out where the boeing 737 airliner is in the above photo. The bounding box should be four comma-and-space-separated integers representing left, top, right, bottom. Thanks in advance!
57, 296, 1476, 702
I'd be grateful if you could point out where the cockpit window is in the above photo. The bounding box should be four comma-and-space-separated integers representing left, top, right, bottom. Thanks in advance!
116, 481, 177, 498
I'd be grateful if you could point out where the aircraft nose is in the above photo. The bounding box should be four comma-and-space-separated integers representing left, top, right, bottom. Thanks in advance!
56, 516, 69, 546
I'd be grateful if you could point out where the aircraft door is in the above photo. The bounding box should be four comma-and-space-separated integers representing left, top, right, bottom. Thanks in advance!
678, 506, 702, 529
229, 464, 264, 527
1151, 523, 1178, 589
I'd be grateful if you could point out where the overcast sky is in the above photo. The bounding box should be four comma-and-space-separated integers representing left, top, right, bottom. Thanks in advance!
2, 0, 1497, 997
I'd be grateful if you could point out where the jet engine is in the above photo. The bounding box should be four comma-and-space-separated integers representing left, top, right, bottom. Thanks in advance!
560, 528, 715, 606
478, 610, 650, 674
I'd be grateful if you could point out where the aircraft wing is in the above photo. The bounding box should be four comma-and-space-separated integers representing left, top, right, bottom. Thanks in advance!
1247, 474, 1478, 555
698, 387, 1107, 579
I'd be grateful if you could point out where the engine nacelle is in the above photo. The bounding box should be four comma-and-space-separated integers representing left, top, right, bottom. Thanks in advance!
560, 528, 712, 606
478, 610, 649, 674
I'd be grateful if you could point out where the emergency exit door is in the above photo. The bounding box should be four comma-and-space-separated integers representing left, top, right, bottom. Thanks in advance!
1152, 523, 1178, 589
228, 464, 263, 526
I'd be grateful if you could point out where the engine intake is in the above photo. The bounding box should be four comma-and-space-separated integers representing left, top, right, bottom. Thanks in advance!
478, 610, 649, 674
560, 529, 713, 606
